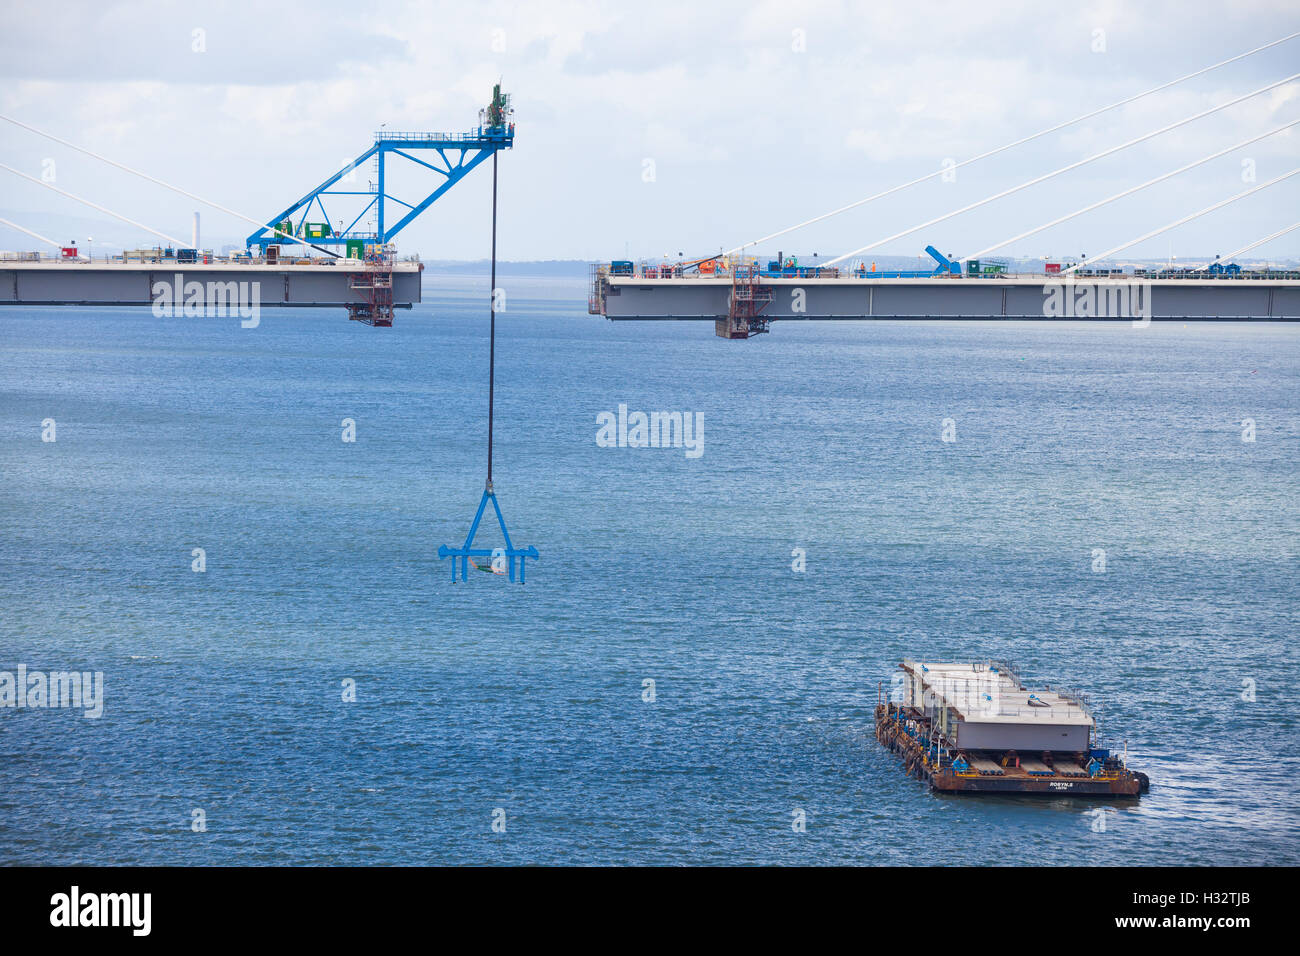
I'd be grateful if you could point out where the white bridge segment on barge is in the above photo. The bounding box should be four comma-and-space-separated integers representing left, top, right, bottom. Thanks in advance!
900, 660, 1093, 753
901, 661, 1092, 725
598, 274, 1300, 321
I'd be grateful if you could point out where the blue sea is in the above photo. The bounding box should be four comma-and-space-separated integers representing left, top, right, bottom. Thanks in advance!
2, 274, 1297, 865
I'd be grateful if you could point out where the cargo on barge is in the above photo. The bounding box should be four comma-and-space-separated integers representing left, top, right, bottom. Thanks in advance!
875, 660, 1149, 797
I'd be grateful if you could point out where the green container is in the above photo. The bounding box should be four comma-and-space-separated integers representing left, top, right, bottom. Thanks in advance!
967, 259, 980, 275
346, 239, 364, 259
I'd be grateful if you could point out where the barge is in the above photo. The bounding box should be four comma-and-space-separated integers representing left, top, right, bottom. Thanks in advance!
875, 660, 1149, 796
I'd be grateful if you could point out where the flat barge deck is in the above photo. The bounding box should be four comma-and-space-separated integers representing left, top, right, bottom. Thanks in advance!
876, 660, 1148, 797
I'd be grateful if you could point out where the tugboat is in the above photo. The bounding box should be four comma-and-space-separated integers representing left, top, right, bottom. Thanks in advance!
876, 660, 1149, 796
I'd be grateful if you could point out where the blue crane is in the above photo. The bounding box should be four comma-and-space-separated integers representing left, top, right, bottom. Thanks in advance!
246, 86, 515, 252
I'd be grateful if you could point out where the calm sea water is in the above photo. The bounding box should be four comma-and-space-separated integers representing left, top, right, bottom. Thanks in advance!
2, 275, 1297, 865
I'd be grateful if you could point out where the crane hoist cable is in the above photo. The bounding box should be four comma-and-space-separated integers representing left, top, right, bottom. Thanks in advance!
437, 109, 539, 584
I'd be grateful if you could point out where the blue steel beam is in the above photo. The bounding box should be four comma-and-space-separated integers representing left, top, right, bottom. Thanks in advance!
381, 147, 496, 239
924, 245, 962, 275
246, 126, 514, 251
247, 145, 379, 250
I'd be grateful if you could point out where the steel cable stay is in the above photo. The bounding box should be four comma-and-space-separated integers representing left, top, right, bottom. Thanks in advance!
822, 70, 1300, 268
962, 117, 1300, 261
0, 112, 341, 258
1060, 166, 1300, 274
1192, 220, 1300, 270
0, 161, 188, 247
714, 31, 1300, 261
0, 215, 65, 252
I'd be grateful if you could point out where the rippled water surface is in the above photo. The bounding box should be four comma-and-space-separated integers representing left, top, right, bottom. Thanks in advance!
2, 276, 1297, 864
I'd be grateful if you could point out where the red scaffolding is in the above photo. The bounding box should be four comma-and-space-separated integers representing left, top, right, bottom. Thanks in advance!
347, 251, 395, 327
716, 263, 774, 339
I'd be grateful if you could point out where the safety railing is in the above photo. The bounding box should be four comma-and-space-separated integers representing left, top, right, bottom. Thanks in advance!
374, 126, 514, 143
603, 266, 1300, 281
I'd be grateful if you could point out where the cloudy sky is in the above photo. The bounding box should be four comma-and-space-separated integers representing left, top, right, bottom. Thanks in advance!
1, 0, 1297, 262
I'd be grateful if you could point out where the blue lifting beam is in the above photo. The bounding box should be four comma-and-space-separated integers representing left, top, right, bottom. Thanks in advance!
246, 91, 515, 251
437, 480, 539, 583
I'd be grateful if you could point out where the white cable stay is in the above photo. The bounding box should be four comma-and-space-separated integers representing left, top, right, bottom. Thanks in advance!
719, 31, 1300, 259
823, 70, 1300, 268
964, 117, 1300, 261
1060, 167, 1300, 274
0, 214, 65, 251
0, 161, 188, 247
1192, 221, 1300, 269
0, 112, 334, 255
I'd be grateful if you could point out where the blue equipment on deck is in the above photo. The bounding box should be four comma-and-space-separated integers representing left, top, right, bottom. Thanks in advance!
924, 245, 962, 275
843, 245, 965, 279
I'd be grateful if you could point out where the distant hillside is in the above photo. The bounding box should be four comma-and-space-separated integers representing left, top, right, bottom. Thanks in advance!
426, 259, 592, 277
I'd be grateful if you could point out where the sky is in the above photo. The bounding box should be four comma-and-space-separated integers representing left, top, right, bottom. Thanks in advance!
1, 0, 1298, 263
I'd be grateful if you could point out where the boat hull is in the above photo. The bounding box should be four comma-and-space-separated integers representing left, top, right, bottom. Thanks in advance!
875, 705, 1145, 797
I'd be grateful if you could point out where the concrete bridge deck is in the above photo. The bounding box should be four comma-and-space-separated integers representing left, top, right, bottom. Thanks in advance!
594, 274, 1300, 322
0, 260, 423, 308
